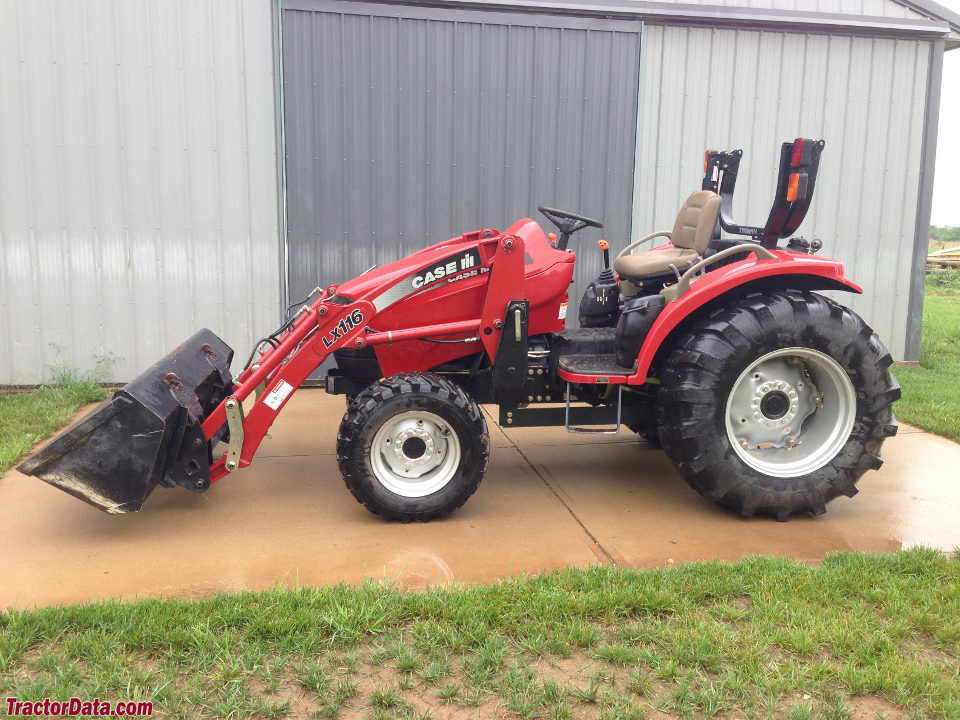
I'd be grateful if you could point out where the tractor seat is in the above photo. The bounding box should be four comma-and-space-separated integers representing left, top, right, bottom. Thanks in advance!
614, 191, 720, 280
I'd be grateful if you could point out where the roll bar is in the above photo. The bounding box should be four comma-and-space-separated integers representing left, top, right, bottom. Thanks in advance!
702, 138, 825, 250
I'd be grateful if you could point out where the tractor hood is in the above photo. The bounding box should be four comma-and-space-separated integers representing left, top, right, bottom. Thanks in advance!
333, 219, 572, 313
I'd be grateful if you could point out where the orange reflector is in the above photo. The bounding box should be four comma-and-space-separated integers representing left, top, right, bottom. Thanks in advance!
787, 173, 800, 202
598, 239, 609, 250
704, 151, 711, 173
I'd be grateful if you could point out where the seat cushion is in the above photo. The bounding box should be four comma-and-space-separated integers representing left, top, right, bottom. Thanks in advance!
614, 246, 698, 279
671, 191, 721, 254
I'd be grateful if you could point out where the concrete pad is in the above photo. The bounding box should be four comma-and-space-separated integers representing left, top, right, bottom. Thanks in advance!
247, 389, 346, 458
515, 422, 960, 568
2, 390, 958, 610
0, 392, 599, 609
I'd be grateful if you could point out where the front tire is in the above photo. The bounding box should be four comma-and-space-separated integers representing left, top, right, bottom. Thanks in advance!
657, 291, 900, 521
337, 373, 490, 522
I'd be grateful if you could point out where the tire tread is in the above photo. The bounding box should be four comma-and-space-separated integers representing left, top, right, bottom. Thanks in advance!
336, 372, 490, 523
657, 291, 899, 520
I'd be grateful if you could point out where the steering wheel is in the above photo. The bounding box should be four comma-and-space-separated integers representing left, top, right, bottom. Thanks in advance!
538, 207, 604, 250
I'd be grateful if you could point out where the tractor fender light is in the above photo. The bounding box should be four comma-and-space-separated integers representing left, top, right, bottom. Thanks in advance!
786, 172, 809, 202
787, 173, 799, 201
791, 138, 813, 167
791, 138, 804, 166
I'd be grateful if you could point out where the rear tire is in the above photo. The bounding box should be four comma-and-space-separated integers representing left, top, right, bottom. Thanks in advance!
656, 291, 899, 521
337, 372, 490, 522
627, 422, 662, 448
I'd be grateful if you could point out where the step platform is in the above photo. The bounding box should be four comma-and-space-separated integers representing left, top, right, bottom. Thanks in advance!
556, 353, 631, 383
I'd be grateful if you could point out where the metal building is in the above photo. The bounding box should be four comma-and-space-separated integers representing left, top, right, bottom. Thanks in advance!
1, 0, 958, 384
0, 0, 282, 384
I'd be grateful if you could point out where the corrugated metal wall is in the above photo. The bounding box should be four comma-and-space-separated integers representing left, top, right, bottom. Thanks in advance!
633, 24, 930, 360
281, 2, 641, 325
0, 0, 281, 384
0, 0, 943, 385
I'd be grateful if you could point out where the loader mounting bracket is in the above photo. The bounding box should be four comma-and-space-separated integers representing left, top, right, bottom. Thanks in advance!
224, 398, 245, 473
492, 300, 529, 405
159, 408, 212, 492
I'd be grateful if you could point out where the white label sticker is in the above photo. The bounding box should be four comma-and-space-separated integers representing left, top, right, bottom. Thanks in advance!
558, 302, 568, 320
263, 379, 294, 410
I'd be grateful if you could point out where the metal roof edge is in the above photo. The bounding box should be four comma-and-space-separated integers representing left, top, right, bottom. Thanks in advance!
323, 0, 954, 39
891, 0, 960, 33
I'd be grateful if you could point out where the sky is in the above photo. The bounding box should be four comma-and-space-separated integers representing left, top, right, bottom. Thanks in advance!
931, 0, 960, 226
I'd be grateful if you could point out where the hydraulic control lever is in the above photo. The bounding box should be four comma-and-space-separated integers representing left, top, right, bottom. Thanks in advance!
578, 239, 620, 328
597, 239, 615, 285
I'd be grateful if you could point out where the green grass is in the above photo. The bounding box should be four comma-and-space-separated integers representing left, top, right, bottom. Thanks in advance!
1, 549, 958, 719
0, 380, 109, 477
894, 271, 960, 443
923, 269, 960, 294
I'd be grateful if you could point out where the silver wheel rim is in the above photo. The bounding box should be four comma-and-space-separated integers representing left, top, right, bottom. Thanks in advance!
724, 348, 857, 478
370, 411, 462, 498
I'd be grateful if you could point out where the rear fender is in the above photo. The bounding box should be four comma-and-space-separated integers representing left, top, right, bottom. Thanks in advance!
628, 252, 862, 383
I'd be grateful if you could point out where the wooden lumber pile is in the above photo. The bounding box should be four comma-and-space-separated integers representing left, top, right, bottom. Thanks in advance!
927, 246, 960, 272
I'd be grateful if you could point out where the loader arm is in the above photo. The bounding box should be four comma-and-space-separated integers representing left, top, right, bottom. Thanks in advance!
19, 228, 530, 513
202, 300, 374, 482
202, 233, 527, 484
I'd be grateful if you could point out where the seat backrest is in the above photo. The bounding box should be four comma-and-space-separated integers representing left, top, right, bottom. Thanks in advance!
671, 191, 721, 255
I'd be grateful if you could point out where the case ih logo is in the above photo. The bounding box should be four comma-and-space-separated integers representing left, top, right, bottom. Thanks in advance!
410, 248, 485, 289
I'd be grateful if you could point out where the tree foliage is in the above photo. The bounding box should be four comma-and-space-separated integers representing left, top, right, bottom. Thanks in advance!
930, 225, 960, 244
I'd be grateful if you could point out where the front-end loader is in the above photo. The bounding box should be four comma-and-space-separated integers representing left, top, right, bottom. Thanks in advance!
20, 138, 899, 522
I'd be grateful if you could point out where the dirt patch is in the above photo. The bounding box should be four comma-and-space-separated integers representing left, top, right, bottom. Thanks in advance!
533, 653, 599, 691
5, 643, 934, 720
9, 649, 44, 682
914, 645, 957, 664
247, 679, 322, 720
848, 694, 909, 719
732, 596, 754, 612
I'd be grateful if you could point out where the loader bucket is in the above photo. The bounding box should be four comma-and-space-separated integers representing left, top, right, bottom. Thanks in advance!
18, 329, 234, 514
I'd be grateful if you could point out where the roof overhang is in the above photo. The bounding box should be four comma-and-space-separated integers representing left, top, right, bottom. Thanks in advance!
357, 0, 956, 42
892, 0, 960, 47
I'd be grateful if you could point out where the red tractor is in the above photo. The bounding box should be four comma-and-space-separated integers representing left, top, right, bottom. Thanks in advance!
21, 139, 899, 522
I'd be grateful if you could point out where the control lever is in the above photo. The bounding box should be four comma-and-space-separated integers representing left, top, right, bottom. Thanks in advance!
597, 240, 616, 286
578, 240, 620, 328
